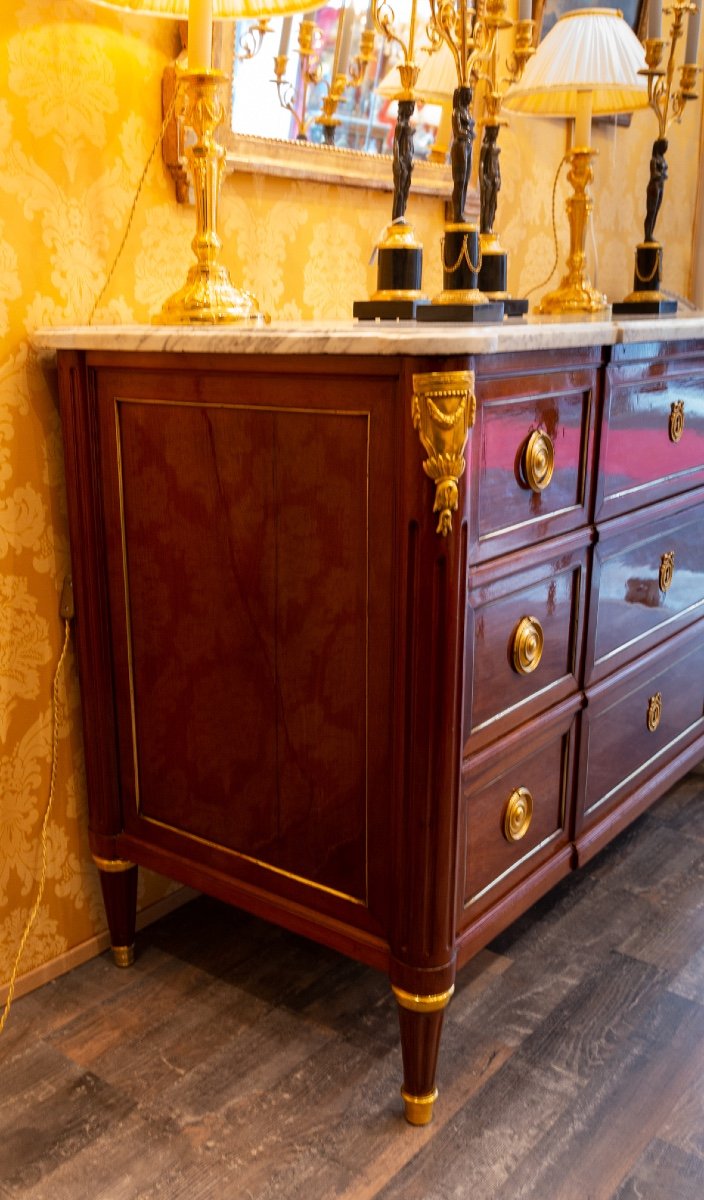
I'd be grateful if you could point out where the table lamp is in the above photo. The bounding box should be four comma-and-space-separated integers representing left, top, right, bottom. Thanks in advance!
88, 0, 310, 324
504, 8, 648, 315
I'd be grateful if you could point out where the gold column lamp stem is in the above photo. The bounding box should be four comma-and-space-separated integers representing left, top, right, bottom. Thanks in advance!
154, 69, 268, 325
538, 147, 608, 315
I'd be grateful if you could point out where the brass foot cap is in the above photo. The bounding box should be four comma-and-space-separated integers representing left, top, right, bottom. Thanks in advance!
112, 944, 135, 968
401, 1087, 438, 1125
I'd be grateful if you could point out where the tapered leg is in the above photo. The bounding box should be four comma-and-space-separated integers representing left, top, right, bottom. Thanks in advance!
393, 985, 455, 1125
93, 855, 138, 967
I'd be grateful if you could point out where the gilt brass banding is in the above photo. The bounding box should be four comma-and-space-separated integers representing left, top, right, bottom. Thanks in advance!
659, 550, 675, 593
392, 985, 455, 1013
92, 854, 136, 873
401, 1087, 439, 1125
112, 944, 135, 968
411, 371, 476, 537
647, 692, 662, 732
669, 400, 685, 443
523, 430, 554, 492
503, 787, 533, 843
512, 615, 544, 674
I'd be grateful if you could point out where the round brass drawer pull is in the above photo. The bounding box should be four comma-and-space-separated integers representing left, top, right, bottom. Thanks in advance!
523, 430, 555, 492
659, 551, 675, 593
669, 400, 685, 443
647, 692, 662, 732
504, 787, 533, 843
512, 615, 544, 675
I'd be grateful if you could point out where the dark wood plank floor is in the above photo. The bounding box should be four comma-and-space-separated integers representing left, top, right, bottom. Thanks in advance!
3, 766, 703, 1200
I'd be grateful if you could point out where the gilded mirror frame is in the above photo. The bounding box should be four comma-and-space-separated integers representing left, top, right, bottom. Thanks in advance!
163, 25, 457, 200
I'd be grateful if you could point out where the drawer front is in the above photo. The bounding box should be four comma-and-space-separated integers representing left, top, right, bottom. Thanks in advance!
464, 533, 589, 753
580, 626, 704, 828
587, 490, 704, 683
460, 705, 577, 923
597, 370, 704, 521
469, 368, 597, 562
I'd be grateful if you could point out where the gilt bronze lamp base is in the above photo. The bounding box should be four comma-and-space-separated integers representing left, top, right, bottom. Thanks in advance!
153, 69, 269, 327
537, 149, 609, 317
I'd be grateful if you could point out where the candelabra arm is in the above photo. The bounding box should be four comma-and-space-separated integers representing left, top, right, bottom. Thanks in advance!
273, 23, 323, 142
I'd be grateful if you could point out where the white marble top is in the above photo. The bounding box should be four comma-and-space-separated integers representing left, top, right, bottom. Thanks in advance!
31, 312, 704, 358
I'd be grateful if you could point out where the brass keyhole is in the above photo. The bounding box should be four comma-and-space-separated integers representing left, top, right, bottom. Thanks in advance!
647, 692, 662, 732
659, 551, 675, 593
669, 401, 685, 443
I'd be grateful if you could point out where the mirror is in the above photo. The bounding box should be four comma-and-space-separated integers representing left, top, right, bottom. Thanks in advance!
222, 2, 454, 195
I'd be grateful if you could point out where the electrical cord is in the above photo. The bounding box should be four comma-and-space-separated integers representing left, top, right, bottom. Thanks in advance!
0, 591, 73, 1036
87, 82, 181, 325
522, 153, 570, 301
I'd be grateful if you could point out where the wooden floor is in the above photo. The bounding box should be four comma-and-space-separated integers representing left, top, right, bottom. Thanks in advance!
3, 766, 704, 1200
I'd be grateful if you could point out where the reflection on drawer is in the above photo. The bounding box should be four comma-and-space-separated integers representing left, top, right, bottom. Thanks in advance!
597, 370, 704, 521
580, 626, 704, 827
460, 702, 577, 921
469, 367, 597, 562
465, 531, 589, 753
587, 489, 704, 683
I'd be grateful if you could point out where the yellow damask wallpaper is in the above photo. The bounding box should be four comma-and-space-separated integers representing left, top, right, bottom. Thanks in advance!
0, 0, 701, 1000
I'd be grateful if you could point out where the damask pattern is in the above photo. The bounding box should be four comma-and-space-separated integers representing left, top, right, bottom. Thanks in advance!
0, 1, 700, 992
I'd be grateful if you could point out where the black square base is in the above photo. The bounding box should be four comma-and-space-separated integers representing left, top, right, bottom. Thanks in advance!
416, 301, 504, 324
612, 298, 678, 315
353, 299, 420, 320
504, 298, 529, 318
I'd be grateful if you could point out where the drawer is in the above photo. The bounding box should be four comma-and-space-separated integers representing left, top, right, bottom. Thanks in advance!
579, 624, 704, 833
459, 701, 578, 924
464, 531, 590, 754
587, 488, 704, 684
596, 366, 704, 521
468, 364, 598, 562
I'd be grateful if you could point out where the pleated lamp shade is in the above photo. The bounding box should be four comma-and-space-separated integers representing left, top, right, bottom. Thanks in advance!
504, 7, 648, 117
414, 43, 457, 102
88, 0, 312, 19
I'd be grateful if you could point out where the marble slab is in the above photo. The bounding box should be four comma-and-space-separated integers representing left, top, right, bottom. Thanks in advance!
30, 312, 704, 359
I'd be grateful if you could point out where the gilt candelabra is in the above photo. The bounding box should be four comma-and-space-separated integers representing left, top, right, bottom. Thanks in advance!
617, 0, 701, 313
353, 0, 426, 318
414, 0, 505, 320
473, 0, 535, 314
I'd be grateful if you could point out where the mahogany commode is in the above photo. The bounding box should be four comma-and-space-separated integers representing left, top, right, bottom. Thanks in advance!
39, 317, 704, 1125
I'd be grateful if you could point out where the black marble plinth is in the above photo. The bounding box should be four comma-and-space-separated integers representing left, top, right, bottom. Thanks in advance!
504, 298, 529, 318
353, 299, 421, 321
612, 297, 678, 315
416, 300, 504, 324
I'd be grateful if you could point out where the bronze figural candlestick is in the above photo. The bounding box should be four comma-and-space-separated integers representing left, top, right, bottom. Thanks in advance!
353, 2, 427, 319
474, 0, 535, 316
616, 0, 700, 314
416, 0, 504, 321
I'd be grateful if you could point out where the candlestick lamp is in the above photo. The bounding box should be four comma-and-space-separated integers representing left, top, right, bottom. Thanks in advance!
88, 0, 311, 324
504, 9, 648, 316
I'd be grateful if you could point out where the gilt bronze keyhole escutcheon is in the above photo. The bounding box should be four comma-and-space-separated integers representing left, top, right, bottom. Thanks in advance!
669, 400, 685, 443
